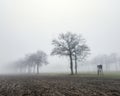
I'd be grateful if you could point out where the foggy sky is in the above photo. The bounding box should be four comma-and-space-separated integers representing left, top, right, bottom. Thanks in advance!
0, 0, 120, 73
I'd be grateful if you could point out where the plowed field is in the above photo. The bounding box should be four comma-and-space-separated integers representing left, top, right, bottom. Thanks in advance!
0, 75, 120, 96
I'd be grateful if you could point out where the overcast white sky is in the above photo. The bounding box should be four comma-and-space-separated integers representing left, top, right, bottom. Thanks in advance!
0, 0, 120, 73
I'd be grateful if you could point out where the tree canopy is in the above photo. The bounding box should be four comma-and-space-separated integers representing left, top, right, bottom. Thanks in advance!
51, 32, 90, 75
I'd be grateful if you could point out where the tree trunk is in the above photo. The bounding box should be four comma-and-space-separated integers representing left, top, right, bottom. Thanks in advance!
69, 54, 74, 75
28, 66, 31, 73
75, 54, 77, 75
116, 62, 118, 71
33, 65, 36, 74
37, 64, 39, 74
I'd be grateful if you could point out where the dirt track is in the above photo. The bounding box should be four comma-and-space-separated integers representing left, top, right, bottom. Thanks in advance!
0, 75, 120, 96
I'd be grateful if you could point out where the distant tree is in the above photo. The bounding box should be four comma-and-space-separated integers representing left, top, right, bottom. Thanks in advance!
13, 59, 27, 73
118, 56, 120, 71
51, 32, 90, 75
109, 53, 118, 71
12, 50, 48, 74
90, 53, 120, 72
27, 51, 48, 74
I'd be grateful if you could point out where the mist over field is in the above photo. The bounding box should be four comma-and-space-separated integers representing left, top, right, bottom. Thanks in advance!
0, 0, 120, 74
1, 1, 120, 96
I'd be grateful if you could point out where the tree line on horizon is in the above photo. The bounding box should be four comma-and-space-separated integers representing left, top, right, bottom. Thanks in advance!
11, 51, 48, 74
10, 32, 90, 75
89, 53, 120, 72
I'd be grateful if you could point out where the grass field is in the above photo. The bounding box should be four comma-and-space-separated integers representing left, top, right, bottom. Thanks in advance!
38, 71, 120, 78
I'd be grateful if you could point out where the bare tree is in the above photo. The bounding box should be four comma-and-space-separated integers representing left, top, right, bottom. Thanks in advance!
27, 51, 48, 74
51, 32, 89, 75
12, 59, 27, 73
110, 53, 118, 71
12, 50, 48, 74
90, 53, 120, 72
73, 44, 90, 74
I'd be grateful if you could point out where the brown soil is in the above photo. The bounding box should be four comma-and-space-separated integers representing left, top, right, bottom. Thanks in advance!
0, 75, 120, 96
